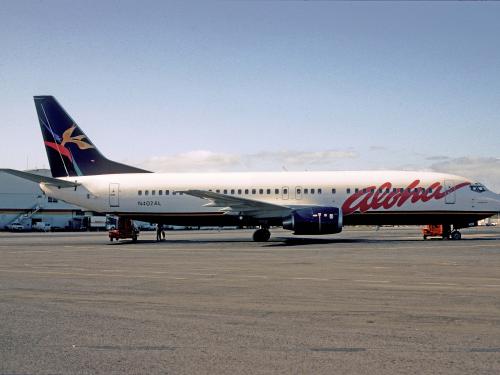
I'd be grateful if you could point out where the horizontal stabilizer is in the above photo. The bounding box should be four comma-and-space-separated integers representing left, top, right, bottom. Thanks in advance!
0, 169, 79, 188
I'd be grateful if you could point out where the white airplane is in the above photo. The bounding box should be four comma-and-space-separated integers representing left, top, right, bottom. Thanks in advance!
2, 96, 499, 241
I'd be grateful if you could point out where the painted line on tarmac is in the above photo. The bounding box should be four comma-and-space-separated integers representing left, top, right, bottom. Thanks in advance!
354, 280, 391, 283
241, 275, 268, 279
0, 268, 191, 280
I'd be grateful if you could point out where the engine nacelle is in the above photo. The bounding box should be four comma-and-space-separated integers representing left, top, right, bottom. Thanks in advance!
283, 207, 343, 235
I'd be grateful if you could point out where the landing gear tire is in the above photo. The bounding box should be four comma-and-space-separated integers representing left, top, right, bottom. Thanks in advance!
450, 231, 462, 240
253, 228, 271, 242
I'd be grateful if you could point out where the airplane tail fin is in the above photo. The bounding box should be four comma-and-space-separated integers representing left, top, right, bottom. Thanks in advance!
34, 96, 150, 177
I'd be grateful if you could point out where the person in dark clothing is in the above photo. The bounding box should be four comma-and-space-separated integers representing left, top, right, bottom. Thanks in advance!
156, 224, 162, 242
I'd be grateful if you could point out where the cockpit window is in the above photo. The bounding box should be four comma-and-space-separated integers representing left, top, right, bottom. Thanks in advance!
470, 183, 487, 193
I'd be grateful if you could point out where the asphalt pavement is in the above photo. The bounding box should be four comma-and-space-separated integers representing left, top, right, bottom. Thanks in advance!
1, 226, 499, 374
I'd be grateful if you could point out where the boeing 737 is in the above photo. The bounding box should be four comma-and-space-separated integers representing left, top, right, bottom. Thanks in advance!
2, 96, 499, 241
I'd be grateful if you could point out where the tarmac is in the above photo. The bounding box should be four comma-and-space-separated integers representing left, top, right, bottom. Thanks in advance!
0, 226, 499, 375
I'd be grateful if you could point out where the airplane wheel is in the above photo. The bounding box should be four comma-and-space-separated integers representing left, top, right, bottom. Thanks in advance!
450, 231, 462, 240
110, 237, 113, 242
423, 235, 427, 240
132, 235, 138, 242
253, 228, 271, 242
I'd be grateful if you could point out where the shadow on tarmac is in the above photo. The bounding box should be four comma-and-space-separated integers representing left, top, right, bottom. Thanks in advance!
109, 236, 499, 247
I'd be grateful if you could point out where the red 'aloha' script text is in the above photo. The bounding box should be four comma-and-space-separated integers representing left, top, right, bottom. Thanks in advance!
341, 180, 470, 215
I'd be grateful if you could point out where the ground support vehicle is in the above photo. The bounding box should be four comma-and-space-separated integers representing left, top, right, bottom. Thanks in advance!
109, 218, 139, 242
422, 224, 461, 240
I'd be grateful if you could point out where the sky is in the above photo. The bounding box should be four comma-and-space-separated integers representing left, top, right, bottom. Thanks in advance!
1, 1, 500, 191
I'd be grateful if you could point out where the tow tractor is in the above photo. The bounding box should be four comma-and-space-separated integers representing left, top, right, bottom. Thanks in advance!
422, 224, 461, 240
109, 218, 139, 242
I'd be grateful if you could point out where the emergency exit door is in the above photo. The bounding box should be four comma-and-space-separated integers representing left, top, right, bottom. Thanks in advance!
109, 183, 120, 207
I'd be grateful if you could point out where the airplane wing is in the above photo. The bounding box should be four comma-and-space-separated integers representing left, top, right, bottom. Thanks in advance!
182, 189, 292, 218
0, 169, 79, 188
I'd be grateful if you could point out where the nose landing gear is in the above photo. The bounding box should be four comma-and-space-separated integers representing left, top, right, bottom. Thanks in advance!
450, 230, 462, 240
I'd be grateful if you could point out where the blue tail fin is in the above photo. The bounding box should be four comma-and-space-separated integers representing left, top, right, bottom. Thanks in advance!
34, 96, 150, 177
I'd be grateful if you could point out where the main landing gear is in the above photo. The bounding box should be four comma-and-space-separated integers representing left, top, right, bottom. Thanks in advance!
253, 227, 271, 242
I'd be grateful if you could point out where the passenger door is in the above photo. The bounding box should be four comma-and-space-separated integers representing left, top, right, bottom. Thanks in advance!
444, 180, 456, 204
109, 183, 120, 207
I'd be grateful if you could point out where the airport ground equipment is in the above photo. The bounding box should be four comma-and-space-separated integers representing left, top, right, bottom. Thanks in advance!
109, 218, 139, 242
422, 224, 461, 240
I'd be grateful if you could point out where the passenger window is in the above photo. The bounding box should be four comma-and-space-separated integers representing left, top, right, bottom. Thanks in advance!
332, 188, 336, 194
216, 189, 220, 193
311, 189, 315, 194
138, 190, 142, 196
275, 188, 280, 194
223, 189, 228, 194
238, 189, 242, 195
267, 189, 271, 195
152, 190, 156, 196
296, 188, 301, 194
245, 189, 249, 194
283, 188, 288, 195
259, 189, 263, 194
346, 188, 351, 194
428, 188, 432, 193
252, 189, 256, 194
371, 189, 375, 193
385, 189, 390, 194
355, 188, 359, 193
304, 188, 308, 194
318, 188, 322, 194
165, 190, 170, 195
231, 189, 235, 195
145, 190, 149, 196
393, 188, 397, 193
172, 191, 176, 195
159, 190, 163, 196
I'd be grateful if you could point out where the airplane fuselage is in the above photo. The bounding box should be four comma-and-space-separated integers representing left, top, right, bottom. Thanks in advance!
40, 170, 500, 229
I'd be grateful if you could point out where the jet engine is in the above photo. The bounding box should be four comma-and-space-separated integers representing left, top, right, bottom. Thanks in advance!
283, 207, 343, 235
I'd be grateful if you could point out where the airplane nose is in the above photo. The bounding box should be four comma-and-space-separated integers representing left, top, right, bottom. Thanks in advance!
492, 194, 500, 212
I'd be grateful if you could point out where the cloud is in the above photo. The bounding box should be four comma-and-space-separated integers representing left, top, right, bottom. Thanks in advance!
425, 155, 450, 161
139, 150, 241, 173
137, 150, 500, 193
139, 149, 358, 173
429, 157, 500, 192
